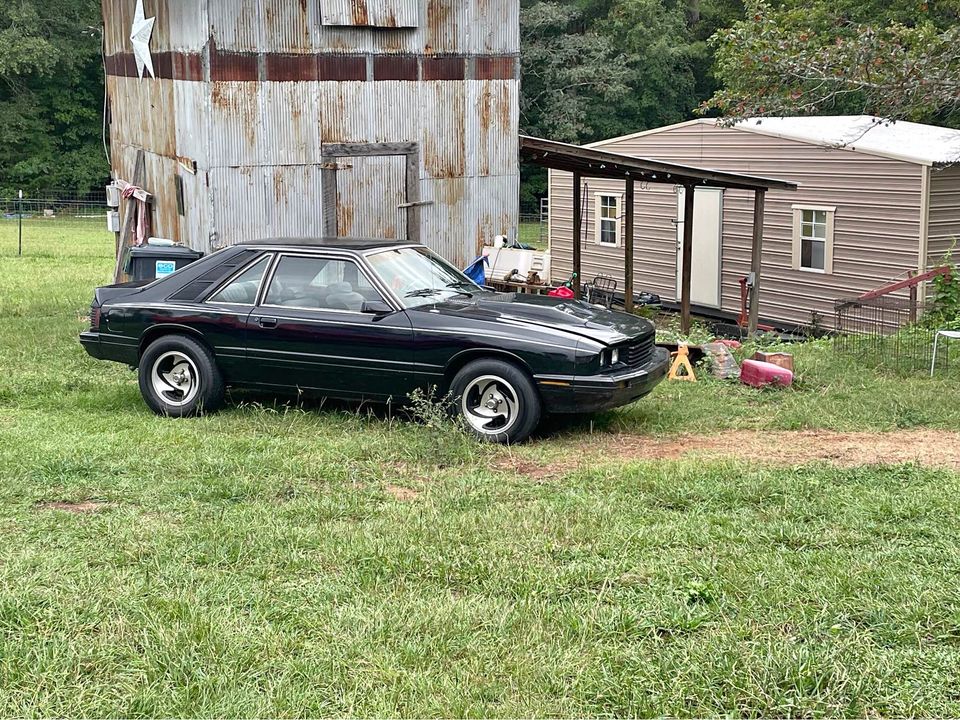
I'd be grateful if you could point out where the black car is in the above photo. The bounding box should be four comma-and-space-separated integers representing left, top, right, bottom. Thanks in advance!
80, 239, 669, 443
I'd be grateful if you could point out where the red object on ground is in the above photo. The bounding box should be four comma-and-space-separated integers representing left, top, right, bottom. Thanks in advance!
715, 338, 742, 349
740, 358, 793, 388
548, 286, 575, 299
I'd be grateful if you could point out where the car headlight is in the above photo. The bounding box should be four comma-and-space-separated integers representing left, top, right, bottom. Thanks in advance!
611, 348, 619, 365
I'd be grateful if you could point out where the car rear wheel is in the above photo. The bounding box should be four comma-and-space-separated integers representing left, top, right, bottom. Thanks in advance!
138, 335, 224, 417
450, 359, 541, 444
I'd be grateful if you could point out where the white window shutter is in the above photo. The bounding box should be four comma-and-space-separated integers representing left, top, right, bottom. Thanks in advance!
825, 210, 835, 274
791, 208, 801, 271
617, 192, 624, 247
594, 194, 603, 245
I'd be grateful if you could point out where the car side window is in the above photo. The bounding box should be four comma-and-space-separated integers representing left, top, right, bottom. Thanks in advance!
206, 255, 272, 305
263, 255, 385, 312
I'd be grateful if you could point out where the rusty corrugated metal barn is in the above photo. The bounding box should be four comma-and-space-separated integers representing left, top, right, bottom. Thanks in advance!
101, 0, 519, 265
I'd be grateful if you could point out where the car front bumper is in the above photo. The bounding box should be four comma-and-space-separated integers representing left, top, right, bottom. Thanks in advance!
536, 346, 671, 414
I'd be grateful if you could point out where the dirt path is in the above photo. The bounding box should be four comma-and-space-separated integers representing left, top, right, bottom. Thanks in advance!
499, 429, 960, 478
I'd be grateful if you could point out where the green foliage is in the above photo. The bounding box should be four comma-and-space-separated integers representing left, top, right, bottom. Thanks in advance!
704, 0, 960, 125
0, 0, 108, 195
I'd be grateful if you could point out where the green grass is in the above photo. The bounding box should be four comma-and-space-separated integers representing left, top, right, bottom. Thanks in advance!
518, 221, 546, 250
2, 224, 960, 716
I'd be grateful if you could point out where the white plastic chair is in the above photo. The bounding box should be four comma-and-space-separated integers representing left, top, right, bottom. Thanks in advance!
930, 330, 960, 376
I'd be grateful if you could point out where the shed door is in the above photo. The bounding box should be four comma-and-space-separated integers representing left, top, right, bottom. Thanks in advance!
676, 188, 723, 309
334, 155, 408, 240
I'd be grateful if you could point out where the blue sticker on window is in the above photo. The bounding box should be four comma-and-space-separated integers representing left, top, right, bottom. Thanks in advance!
155, 260, 177, 278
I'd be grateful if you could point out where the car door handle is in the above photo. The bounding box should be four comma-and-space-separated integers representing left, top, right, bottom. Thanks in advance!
256, 317, 278, 329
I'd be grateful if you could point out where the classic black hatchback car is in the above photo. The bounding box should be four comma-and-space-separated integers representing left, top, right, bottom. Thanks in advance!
80, 239, 669, 443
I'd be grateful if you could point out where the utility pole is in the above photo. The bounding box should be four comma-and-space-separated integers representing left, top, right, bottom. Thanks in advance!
17, 189, 23, 256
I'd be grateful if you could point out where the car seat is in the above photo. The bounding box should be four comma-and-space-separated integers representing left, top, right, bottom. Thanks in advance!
325, 281, 366, 311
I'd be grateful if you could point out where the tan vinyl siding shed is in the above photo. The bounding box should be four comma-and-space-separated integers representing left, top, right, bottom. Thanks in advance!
548, 117, 960, 329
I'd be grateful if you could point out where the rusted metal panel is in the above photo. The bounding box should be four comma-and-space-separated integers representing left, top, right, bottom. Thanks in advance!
472, 0, 520, 54
209, 82, 262, 167
210, 167, 270, 248
261, 0, 317, 52
268, 165, 326, 237
173, 79, 209, 167
334, 155, 408, 239
373, 55, 418, 81
424, 0, 472, 55
420, 177, 469, 266
261, 82, 321, 165
322, 0, 419, 28
467, 80, 518, 177
164, 0, 208, 52
318, 82, 418, 144
419, 81, 466, 179
473, 174, 520, 252
176, 168, 214, 252
209, 0, 262, 51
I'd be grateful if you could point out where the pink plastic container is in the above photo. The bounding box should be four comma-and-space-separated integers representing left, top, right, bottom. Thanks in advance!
740, 358, 794, 388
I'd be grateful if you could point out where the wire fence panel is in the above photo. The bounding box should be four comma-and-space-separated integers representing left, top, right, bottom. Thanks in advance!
0, 189, 108, 220
834, 294, 954, 374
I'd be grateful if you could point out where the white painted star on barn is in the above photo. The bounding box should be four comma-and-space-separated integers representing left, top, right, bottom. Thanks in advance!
130, 0, 156, 80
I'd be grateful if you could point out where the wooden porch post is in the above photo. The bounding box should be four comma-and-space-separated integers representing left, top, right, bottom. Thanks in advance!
624, 176, 635, 313
748, 189, 766, 335
680, 184, 695, 334
572, 171, 582, 298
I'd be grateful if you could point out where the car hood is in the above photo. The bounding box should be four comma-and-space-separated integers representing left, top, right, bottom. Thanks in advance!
431, 292, 655, 346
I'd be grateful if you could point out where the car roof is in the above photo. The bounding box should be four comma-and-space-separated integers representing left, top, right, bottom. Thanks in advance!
237, 237, 415, 252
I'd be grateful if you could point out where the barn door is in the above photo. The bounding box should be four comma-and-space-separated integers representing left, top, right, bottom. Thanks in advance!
321, 143, 422, 242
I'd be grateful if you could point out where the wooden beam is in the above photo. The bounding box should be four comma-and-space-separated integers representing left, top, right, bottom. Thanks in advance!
623, 177, 635, 313
112, 150, 145, 283
747, 189, 766, 335
572, 171, 582, 299
680, 184, 695, 334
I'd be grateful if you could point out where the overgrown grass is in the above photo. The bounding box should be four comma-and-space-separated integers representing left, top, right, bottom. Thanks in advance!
2, 226, 960, 716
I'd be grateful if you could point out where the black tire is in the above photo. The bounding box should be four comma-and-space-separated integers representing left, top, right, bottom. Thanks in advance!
449, 358, 541, 444
138, 334, 225, 417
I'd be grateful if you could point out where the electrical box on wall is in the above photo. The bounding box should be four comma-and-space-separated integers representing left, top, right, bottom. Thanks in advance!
107, 210, 120, 233
106, 183, 121, 208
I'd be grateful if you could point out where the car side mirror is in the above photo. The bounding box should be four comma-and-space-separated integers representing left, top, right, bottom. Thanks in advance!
361, 300, 393, 315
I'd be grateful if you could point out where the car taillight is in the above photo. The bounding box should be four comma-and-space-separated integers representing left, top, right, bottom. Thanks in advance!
90, 305, 101, 331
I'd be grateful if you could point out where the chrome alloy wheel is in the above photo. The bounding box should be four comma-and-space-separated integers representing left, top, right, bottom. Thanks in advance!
151, 350, 200, 408
461, 375, 520, 435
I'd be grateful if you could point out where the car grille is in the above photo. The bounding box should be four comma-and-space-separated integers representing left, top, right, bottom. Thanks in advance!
621, 338, 654, 368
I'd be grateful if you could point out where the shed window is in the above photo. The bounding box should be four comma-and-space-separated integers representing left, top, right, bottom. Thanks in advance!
792, 205, 835, 274
321, 0, 419, 28
595, 194, 621, 247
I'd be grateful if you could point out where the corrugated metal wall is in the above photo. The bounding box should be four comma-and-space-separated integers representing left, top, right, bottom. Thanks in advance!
101, 0, 520, 266
549, 120, 928, 329
928, 165, 960, 267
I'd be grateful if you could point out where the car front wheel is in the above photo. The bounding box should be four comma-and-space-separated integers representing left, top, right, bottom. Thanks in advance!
138, 334, 225, 417
450, 358, 541, 444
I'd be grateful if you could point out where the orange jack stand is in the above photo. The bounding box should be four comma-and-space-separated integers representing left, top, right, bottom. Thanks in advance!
668, 344, 697, 382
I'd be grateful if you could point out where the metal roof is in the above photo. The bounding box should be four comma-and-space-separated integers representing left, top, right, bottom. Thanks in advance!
520, 135, 797, 192
732, 116, 960, 167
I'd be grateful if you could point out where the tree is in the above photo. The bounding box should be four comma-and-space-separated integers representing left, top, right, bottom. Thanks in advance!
0, 0, 107, 195
703, 0, 960, 126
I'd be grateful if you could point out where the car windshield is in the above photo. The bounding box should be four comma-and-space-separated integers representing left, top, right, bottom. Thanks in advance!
366, 246, 484, 308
